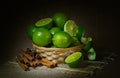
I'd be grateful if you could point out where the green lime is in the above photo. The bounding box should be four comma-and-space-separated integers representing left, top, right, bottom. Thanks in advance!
52, 12, 68, 29
26, 24, 38, 39
32, 28, 52, 46
76, 26, 84, 41
83, 37, 93, 52
52, 31, 72, 48
64, 20, 78, 37
49, 27, 61, 35
65, 52, 83, 68
35, 18, 53, 29
88, 47, 96, 61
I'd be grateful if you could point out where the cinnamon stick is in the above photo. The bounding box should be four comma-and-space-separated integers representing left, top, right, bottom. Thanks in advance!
18, 49, 34, 61
40, 59, 57, 68
22, 56, 29, 65
16, 57, 29, 71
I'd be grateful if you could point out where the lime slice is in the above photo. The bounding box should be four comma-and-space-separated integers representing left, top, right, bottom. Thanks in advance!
88, 47, 96, 61
65, 52, 83, 68
83, 37, 93, 52
64, 20, 78, 37
35, 18, 53, 29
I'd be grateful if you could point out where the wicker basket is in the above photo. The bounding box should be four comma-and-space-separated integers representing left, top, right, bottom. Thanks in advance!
32, 43, 84, 64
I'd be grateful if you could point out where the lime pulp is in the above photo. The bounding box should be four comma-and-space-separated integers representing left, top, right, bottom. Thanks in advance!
65, 52, 83, 68
64, 20, 78, 37
35, 18, 53, 29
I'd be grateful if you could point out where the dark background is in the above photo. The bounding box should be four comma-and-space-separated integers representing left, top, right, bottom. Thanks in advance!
1, 0, 120, 78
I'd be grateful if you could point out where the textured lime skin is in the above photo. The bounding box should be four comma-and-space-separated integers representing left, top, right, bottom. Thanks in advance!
32, 28, 52, 46
52, 31, 72, 48
52, 13, 68, 30
49, 27, 61, 35
27, 24, 37, 39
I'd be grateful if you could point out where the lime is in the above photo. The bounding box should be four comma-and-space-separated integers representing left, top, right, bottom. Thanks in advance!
76, 26, 84, 41
26, 24, 38, 39
52, 12, 68, 29
52, 31, 72, 48
65, 52, 83, 68
88, 47, 96, 61
64, 20, 78, 37
83, 37, 93, 52
35, 18, 53, 29
32, 28, 52, 46
49, 27, 61, 35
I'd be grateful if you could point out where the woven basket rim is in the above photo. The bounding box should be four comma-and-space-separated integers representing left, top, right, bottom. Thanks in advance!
32, 43, 84, 49
32, 43, 84, 52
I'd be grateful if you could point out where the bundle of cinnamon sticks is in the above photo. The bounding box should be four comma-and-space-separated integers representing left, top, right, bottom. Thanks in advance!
16, 48, 57, 71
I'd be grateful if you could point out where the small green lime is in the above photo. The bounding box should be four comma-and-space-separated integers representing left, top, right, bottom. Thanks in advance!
65, 52, 83, 68
49, 27, 61, 35
52, 12, 68, 29
52, 31, 72, 48
64, 20, 78, 37
32, 28, 52, 46
35, 18, 53, 29
26, 24, 38, 39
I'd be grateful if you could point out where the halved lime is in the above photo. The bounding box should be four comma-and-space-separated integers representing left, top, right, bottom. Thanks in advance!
88, 47, 96, 61
64, 20, 78, 37
65, 52, 83, 68
83, 37, 93, 52
35, 18, 53, 29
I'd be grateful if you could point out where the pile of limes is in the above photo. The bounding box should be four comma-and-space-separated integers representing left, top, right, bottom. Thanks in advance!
26, 12, 96, 67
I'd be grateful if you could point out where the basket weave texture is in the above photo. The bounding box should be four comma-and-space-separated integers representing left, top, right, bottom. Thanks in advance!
32, 43, 83, 64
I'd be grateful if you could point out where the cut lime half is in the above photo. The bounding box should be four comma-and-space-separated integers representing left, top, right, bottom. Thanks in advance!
65, 52, 83, 68
35, 18, 53, 29
64, 20, 78, 37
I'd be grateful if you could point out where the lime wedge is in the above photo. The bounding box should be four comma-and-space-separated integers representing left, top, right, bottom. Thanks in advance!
88, 47, 96, 61
83, 37, 93, 52
35, 18, 53, 29
64, 20, 78, 37
65, 52, 83, 68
